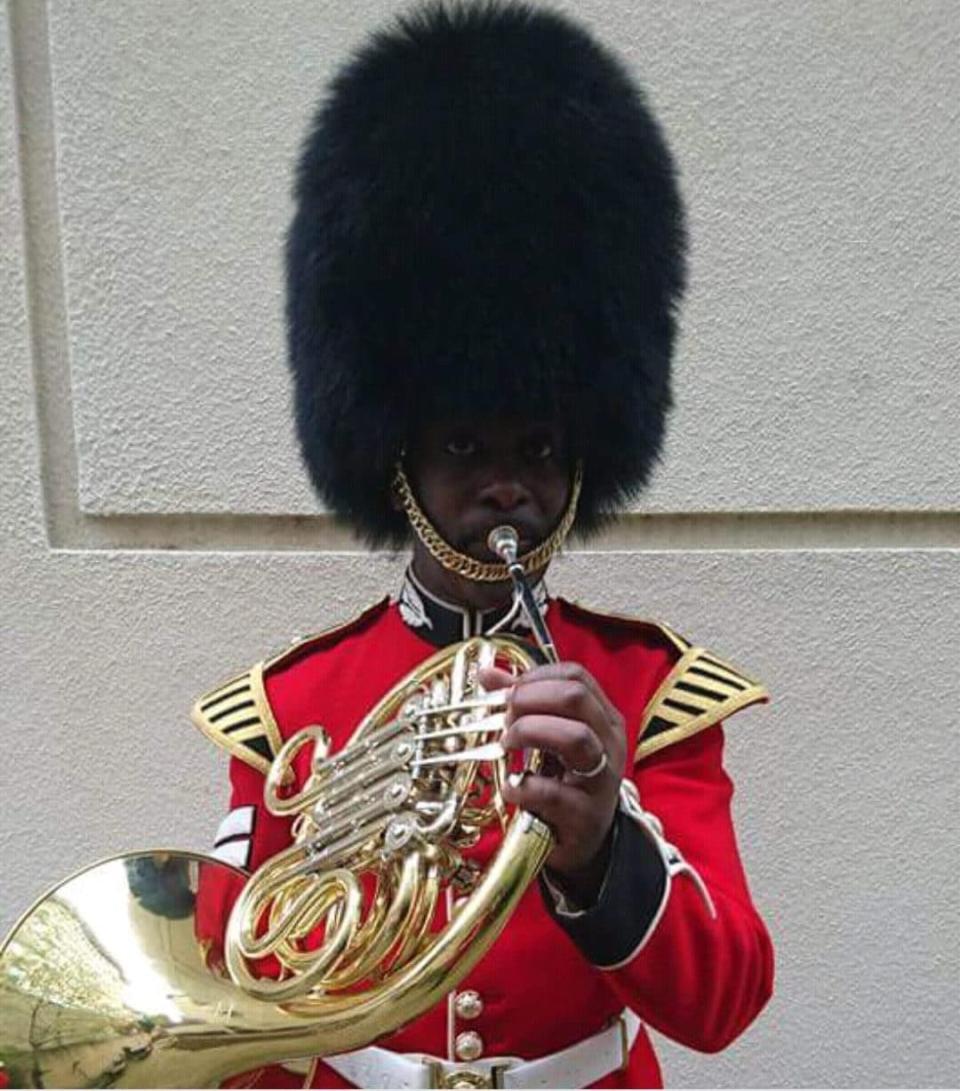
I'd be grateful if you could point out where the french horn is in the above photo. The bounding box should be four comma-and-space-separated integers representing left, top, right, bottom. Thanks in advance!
0, 528, 559, 1088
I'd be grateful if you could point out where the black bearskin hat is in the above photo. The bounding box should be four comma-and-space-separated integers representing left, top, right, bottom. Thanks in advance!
286, 0, 686, 545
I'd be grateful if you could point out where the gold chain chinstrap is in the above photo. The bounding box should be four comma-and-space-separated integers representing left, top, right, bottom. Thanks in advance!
392, 462, 583, 582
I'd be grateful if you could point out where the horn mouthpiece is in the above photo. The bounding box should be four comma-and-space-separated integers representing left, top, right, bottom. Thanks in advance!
487, 525, 519, 564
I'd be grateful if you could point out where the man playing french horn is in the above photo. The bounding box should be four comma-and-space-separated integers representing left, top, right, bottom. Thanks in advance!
191, 3, 775, 1088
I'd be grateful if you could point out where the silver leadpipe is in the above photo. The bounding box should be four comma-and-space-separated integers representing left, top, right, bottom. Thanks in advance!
487, 525, 559, 664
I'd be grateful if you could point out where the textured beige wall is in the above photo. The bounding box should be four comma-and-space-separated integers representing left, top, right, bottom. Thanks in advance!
2, 1, 958, 1087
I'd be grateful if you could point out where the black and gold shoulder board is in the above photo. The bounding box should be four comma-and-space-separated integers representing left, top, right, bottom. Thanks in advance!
191, 662, 282, 776
191, 598, 390, 774
636, 640, 769, 762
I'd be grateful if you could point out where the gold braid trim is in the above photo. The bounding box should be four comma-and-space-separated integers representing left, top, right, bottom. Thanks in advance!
192, 601, 389, 773
392, 461, 583, 582
635, 644, 769, 762
191, 662, 282, 776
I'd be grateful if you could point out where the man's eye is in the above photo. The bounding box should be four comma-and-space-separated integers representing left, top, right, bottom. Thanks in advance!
524, 438, 554, 460
445, 436, 477, 456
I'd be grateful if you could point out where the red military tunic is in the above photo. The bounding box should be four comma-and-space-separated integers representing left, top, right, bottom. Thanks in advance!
194, 576, 773, 1089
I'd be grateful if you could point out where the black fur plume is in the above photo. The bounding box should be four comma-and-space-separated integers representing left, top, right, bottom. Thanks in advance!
286, 0, 686, 544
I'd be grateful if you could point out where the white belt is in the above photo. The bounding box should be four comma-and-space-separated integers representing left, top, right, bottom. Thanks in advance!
318, 1009, 641, 1089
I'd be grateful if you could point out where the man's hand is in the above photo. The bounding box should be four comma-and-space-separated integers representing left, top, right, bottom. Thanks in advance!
477, 661, 627, 897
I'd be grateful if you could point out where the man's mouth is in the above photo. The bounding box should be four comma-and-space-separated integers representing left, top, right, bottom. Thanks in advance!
462, 528, 537, 558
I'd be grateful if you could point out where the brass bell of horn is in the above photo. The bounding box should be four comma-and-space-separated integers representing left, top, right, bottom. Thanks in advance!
0, 546, 559, 1088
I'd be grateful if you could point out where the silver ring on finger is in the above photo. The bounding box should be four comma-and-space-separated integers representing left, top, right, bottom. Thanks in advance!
569, 750, 608, 779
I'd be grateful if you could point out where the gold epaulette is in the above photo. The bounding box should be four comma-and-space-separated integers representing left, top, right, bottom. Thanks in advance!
191, 599, 390, 774
191, 662, 282, 776
636, 640, 769, 762
554, 599, 767, 760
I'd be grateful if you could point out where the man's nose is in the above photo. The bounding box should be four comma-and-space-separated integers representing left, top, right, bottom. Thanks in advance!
477, 476, 530, 512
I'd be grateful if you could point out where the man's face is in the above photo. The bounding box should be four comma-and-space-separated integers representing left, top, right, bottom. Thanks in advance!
405, 416, 572, 576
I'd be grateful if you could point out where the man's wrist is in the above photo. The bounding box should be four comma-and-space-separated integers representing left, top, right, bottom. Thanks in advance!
544, 815, 617, 910
539, 803, 671, 965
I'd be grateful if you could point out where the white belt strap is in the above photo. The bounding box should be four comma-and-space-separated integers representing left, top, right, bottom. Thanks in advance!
320, 1009, 641, 1089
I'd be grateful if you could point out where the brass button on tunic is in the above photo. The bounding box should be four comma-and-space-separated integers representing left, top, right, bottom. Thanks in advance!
454, 1030, 484, 1061
454, 990, 484, 1020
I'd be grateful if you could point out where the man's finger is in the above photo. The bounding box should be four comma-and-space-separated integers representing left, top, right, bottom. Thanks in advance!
477, 665, 516, 692
502, 772, 592, 837
510, 661, 619, 721
503, 714, 609, 784
507, 678, 610, 740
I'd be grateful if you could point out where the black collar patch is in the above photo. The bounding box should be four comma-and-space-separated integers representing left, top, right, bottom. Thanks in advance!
395, 566, 549, 648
